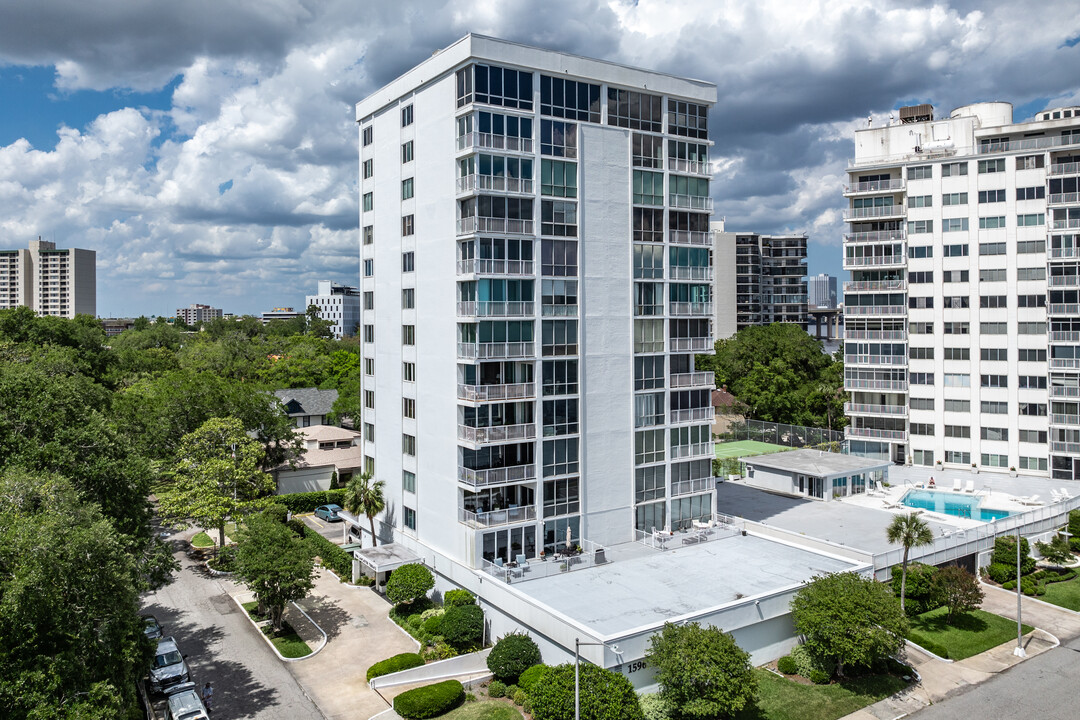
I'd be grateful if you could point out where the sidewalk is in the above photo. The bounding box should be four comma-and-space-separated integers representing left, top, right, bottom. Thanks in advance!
841, 583, 1080, 719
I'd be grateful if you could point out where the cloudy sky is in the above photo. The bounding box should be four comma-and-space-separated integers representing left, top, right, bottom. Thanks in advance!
1, 0, 1079, 317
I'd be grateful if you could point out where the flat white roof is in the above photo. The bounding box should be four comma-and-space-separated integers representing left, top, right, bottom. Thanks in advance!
356, 33, 716, 121
742, 449, 890, 478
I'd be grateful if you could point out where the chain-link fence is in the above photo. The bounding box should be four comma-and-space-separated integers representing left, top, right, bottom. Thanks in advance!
716, 419, 844, 448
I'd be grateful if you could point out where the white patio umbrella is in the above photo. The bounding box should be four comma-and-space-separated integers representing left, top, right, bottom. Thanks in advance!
565, 524, 572, 552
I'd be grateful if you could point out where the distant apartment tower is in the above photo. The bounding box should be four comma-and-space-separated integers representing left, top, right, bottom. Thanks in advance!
808, 273, 837, 309
0, 239, 96, 318
357, 35, 717, 568
712, 227, 808, 338
176, 304, 223, 324
306, 281, 361, 339
261, 307, 303, 324
843, 101, 1080, 477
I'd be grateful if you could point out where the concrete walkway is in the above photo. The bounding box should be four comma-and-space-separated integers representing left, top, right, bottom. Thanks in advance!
841, 582, 1080, 719
284, 568, 419, 720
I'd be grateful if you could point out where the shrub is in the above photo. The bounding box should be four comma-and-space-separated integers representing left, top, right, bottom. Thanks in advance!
407, 614, 423, 630
809, 670, 831, 685
776, 655, 797, 675
262, 502, 290, 524
440, 604, 484, 648
790, 644, 836, 680
488, 680, 506, 698
907, 632, 949, 659
386, 563, 435, 605
646, 621, 756, 718
530, 663, 643, 720
420, 607, 444, 620
444, 589, 476, 607
638, 693, 673, 720
422, 642, 457, 662
284, 518, 353, 579
517, 664, 548, 694
513, 689, 527, 706
393, 679, 465, 720
522, 700, 532, 715
986, 563, 1015, 585
506, 685, 519, 697
992, 536, 1036, 575
933, 565, 983, 623
487, 632, 543, 683
366, 653, 425, 682
275, 489, 348, 515
422, 615, 443, 634
465, 692, 476, 703
890, 562, 942, 615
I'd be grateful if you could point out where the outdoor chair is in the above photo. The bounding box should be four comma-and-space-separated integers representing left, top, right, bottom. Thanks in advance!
1018, 495, 1043, 506
515, 554, 529, 572
964, 480, 975, 493
1061, 487, 1075, 500
952, 479, 962, 492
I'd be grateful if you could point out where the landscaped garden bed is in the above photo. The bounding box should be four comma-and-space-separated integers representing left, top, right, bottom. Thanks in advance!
907, 607, 1031, 660
261, 622, 313, 659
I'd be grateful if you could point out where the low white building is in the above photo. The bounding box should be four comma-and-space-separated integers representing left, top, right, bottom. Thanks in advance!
273, 425, 363, 494
740, 449, 890, 502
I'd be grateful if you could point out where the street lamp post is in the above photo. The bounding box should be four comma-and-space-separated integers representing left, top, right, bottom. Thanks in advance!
574, 637, 622, 720
1014, 528, 1025, 657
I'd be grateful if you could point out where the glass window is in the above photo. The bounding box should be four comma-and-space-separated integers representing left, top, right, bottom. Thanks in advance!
543, 477, 580, 517
633, 170, 664, 205
541, 200, 578, 237
542, 360, 578, 396
543, 438, 579, 477
607, 88, 662, 132
633, 133, 664, 169
541, 160, 577, 198
667, 99, 709, 139
401, 104, 413, 127
634, 429, 665, 464
540, 76, 600, 122
540, 120, 577, 158
402, 140, 413, 163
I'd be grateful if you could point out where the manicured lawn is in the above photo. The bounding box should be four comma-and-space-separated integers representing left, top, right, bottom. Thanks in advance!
441, 701, 522, 720
190, 531, 215, 548
907, 607, 1031, 660
241, 601, 268, 622
262, 623, 313, 658
1040, 573, 1080, 611
733, 669, 908, 720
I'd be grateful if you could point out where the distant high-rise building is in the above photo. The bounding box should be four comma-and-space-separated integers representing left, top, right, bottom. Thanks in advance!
712, 227, 808, 338
0, 238, 96, 318
261, 307, 304, 324
808, 273, 837, 308
176, 304, 223, 325
306, 281, 361, 339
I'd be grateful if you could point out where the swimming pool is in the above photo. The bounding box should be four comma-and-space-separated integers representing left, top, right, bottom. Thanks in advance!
900, 490, 1014, 522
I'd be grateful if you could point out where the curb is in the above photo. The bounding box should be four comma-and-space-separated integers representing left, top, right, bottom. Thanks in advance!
231, 594, 328, 662
904, 638, 953, 663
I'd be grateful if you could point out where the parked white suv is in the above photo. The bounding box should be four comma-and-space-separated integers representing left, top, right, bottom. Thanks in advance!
164, 682, 209, 720
150, 636, 191, 693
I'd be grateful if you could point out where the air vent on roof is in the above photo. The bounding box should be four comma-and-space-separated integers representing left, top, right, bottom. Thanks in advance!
899, 104, 934, 123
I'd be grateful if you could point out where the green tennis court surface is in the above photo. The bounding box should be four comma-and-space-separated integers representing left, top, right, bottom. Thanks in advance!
714, 439, 789, 459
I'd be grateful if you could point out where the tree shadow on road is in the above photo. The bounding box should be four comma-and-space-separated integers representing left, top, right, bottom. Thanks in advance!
298, 595, 352, 641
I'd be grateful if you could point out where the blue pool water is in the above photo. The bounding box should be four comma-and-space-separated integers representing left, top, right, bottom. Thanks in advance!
900, 490, 1014, 522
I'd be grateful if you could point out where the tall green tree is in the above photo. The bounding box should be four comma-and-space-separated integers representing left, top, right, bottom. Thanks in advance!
933, 565, 984, 624
529, 663, 643, 720
235, 511, 317, 630
886, 513, 935, 612
157, 416, 276, 553
646, 621, 757, 719
343, 471, 386, 546
790, 572, 908, 676
0, 468, 152, 720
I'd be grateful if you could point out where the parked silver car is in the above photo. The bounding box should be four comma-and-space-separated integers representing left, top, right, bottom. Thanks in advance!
150, 636, 190, 693
164, 682, 209, 720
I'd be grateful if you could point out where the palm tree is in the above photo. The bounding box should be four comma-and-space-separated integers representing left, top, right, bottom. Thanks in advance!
343, 471, 386, 547
886, 512, 935, 612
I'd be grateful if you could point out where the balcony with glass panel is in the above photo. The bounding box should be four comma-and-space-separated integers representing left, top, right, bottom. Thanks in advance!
844, 280, 907, 292
458, 382, 536, 403
845, 426, 908, 441
843, 178, 906, 196
842, 204, 906, 221
669, 442, 713, 460
669, 194, 713, 211
843, 249, 907, 269
457, 301, 535, 318
669, 301, 713, 317
458, 504, 537, 529
1049, 193, 1080, 207
459, 482, 536, 528
669, 230, 712, 246
456, 174, 535, 196
456, 258, 535, 277
457, 216, 535, 236
843, 229, 906, 244
458, 463, 537, 488
457, 341, 536, 360
670, 407, 713, 424
456, 132, 534, 155
458, 423, 537, 446
1050, 162, 1080, 177
670, 371, 714, 388
670, 337, 712, 353
669, 265, 714, 281
843, 352, 907, 367
844, 304, 906, 317
844, 402, 908, 417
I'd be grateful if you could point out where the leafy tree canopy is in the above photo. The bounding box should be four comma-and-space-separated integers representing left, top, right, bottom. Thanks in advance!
529, 662, 643, 720
235, 510, 317, 630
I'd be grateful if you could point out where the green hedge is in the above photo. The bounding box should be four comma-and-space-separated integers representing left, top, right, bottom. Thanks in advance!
275, 489, 348, 514
487, 632, 542, 683
517, 664, 547, 693
286, 518, 353, 580
907, 631, 949, 659
393, 679, 464, 719
444, 589, 476, 607
366, 652, 426, 682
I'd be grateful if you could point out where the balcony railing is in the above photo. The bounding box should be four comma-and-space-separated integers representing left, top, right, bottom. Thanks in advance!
844, 178, 906, 194
671, 407, 713, 424
843, 204, 906, 221
1049, 303, 1080, 316
1050, 162, 1080, 176
1051, 441, 1080, 455
1049, 275, 1080, 287
542, 305, 578, 317
670, 371, 715, 388
456, 217, 535, 236
844, 280, 907, 292
845, 403, 908, 416
458, 505, 537, 529
844, 328, 907, 340
457, 342, 535, 360
1052, 414, 1080, 426
844, 378, 908, 391
1050, 385, 1080, 399
458, 464, 536, 488
844, 230, 906, 244
1051, 331, 1080, 343
843, 253, 906, 268
671, 476, 714, 496
978, 134, 1080, 154
845, 427, 908, 440
670, 442, 713, 460
456, 174, 534, 195
458, 423, 536, 444
1051, 247, 1080, 259
669, 266, 714, 281
457, 382, 535, 402
669, 301, 713, 317
456, 131, 534, 154
669, 194, 713, 211
845, 305, 906, 316
670, 337, 713, 352
845, 354, 907, 366
1053, 219, 1080, 230
1050, 193, 1080, 207
667, 157, 711, 175
457, 300, 535, 318
1051, 358, 1080, 370
456, 258, 535, 276
669, 230, 712, 246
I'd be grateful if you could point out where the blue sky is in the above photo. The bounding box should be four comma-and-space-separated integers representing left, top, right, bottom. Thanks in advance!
0, 0, 1078, 317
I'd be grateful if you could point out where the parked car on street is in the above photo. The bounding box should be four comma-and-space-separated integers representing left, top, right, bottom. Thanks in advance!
314, 504, 343, 522
164, 682, 210, 720
150, 637, 191, 694
142, 614, 163, 640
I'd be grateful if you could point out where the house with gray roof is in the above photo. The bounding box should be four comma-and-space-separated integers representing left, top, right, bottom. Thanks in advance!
273, 387, 339, 428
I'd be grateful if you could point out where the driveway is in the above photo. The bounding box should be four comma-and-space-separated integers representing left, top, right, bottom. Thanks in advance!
301, 514, 347, 545
141, 531, 324, 720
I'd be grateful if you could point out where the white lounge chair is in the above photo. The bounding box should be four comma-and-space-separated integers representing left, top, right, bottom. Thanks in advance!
964, 480, 975, 493
952, 479, 962, 492
882, 500, 903, 510
1018, 495, 1043, 506
1060, 487, 1075, 500
867, 485, 886, 498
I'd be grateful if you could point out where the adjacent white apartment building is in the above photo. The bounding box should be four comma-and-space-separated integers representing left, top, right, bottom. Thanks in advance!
306, 280, 361, 339
844, 101, 1080, 480
176, 304, 223, 324
0, 238, 96, 318
357, 35, 717, 569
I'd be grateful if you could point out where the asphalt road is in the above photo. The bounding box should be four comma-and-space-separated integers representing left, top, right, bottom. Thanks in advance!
141, 536, 325, 720
301, 514, 347, 544
911, 635, 1080, 719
